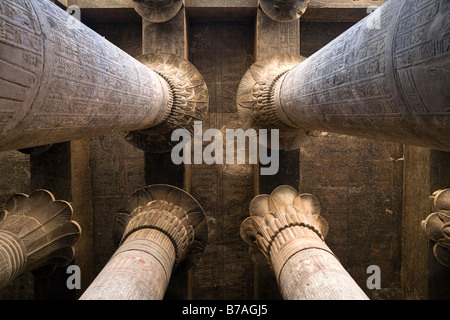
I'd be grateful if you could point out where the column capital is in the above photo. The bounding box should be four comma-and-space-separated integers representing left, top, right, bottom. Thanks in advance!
240, 185, 329, 278
237, 53, 320, 150
133, 0, 184, 23
0, 190, 81, 289
260, 0, 310, 22
114, 184, 208, 275
422, 189, 450, 267
124, 52, 209, 153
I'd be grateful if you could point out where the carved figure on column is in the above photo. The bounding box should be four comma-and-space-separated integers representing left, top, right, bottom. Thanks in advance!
422, 189, 450, 267
0, 190, 81, 289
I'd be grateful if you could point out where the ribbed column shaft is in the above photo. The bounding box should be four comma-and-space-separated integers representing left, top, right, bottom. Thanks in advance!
271, 0, 449, 150
79, 229, 176, 300
0, 0, 172, 151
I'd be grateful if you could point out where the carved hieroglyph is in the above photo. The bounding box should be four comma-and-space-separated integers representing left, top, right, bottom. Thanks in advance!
0, 190, 81, 289
422, 189, 450, 267
0, 0, 208, 152
80, 185, 208, 300
238, 0, 450, 151
241, 185, 368, 300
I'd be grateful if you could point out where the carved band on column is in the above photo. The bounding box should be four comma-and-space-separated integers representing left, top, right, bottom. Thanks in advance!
422, 189, 450, 267
0, 190, 81, 289
239, 0, 450, 151
237, 54, 320, 150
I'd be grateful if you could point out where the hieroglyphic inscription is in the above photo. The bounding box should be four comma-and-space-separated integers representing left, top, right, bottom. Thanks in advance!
35, 1, 156, 128
0, 0, 171, 151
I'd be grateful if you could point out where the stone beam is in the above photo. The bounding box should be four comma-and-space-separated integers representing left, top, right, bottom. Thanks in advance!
79, 185, 208, 300
0, 190, 81, 290
240, 185, 368, 300
0, 0, 208, 152
237, 0, 450, 151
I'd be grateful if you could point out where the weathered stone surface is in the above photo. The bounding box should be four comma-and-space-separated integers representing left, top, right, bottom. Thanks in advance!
241, 185, 368, 300
300, 133, 403, 299
80, 185, 207, 300
0, 0, 171, 152
0, 190, 81, 290
278, 0, 450, 151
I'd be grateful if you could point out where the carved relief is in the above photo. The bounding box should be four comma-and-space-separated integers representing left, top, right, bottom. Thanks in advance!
240, 185, 329, 278
237, 53, 320, 150
133, 0, 183, 23
0, 0, 171, 152
114, 184, 208, 275
260, 0, 310, 22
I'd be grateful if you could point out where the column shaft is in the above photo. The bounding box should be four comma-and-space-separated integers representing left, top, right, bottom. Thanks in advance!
276, 0, 449, 150
0, 0, 171, 151
79, 229, 176, 300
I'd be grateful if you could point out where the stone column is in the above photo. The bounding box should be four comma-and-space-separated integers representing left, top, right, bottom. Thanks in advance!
0, 190, 81, 289
238, 0, 450, 151
240, 185, 368, 300
79, 185, 208, 300
0, 0, 207, 152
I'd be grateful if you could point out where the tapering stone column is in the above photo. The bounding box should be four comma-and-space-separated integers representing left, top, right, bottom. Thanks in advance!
80, 185, 208, 300
240, 185, 368, 300
0, 0, 208, 152
0, 190, 81, 289
421, 189, 450, 267
259, 0, 310, 22
238, 0, 450, 151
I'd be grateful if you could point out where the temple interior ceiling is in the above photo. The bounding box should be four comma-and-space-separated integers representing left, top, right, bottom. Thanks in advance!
0, 0, 448, 302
